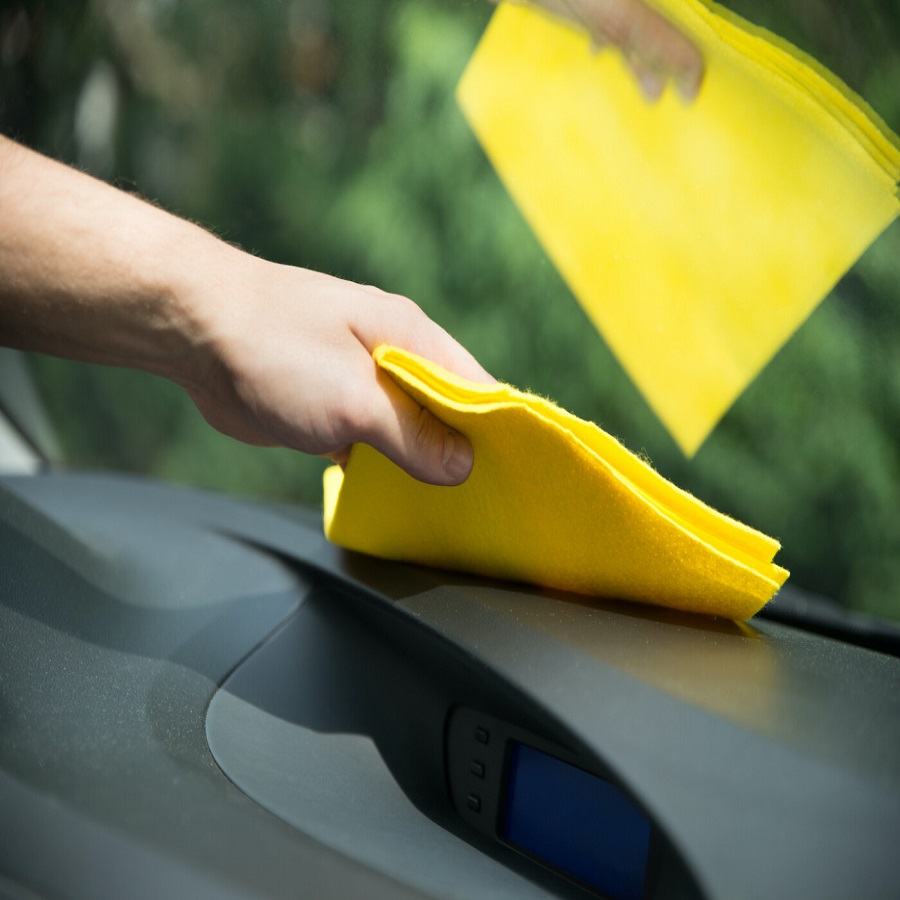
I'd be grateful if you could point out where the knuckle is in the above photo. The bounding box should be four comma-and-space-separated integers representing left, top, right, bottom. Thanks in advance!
414, 405, 436, 452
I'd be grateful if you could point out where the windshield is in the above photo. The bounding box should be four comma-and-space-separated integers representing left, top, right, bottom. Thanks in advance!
2, 0, 898, 624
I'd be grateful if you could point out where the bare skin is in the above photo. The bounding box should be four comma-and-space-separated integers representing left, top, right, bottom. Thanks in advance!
0, 136, 491, 485
0, 2, 702, 485
516, 0, 704, 101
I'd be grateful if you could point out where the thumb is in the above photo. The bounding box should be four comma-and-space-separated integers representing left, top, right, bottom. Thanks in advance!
363, 370, 475, 486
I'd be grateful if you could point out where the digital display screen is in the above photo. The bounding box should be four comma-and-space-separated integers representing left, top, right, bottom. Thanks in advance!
501, 742, 651, 900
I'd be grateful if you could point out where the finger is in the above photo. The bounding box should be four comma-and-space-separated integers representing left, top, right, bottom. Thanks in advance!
580, 0, 704, 100
627, 59, 666, 102
530, 0, 704, 102
352, 289, 496, 386
358, 365, 475, 486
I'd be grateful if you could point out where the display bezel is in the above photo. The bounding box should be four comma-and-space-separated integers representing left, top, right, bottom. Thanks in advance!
444, 706, 660, 899
496, 736, 659, 900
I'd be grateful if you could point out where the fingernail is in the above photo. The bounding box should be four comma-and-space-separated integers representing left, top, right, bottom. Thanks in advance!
442, 431, 474, 484
637, 69, 665, 103
676, 69, 702, 104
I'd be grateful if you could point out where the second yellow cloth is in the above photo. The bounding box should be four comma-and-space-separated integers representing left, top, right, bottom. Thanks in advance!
324, 346, 788, 621
456, 1, 900, 455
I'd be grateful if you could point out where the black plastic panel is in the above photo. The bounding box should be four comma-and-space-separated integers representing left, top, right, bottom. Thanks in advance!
3, 471, 900, 900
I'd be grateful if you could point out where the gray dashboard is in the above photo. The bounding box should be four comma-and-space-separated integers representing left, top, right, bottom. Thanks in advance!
1, 471, 899, 899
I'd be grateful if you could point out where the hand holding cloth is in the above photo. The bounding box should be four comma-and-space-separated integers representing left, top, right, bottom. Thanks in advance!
324, 347, 788, 621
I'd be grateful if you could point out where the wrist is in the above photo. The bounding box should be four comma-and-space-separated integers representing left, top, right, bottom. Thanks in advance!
160, 227, 257, 394
140, 215, 225, 387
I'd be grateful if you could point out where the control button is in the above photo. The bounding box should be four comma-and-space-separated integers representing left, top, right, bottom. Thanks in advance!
470, 760, 485, 778
474, 726, 489, 745
466, 794, 482, 813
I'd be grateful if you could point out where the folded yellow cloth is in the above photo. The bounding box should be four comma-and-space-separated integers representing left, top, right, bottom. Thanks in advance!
456, 1, 900, 455
323, 347, 788, 621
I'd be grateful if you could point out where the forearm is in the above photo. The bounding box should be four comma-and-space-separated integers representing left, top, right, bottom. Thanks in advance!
0, 135, 488, 485
0, 135, 222, 386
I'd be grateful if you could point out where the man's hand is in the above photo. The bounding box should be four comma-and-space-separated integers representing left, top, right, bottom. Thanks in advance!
0, 136, 491, 486
179, 252, 493, 486
506, 0, 704, 101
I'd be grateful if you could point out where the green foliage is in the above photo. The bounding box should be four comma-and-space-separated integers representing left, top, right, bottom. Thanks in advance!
5, 0, 900, 619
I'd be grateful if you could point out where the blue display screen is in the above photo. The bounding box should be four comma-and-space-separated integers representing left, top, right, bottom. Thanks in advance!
501, 742, 651, 900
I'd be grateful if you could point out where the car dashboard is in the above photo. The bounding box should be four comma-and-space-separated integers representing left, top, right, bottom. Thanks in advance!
1, 470, 899, 899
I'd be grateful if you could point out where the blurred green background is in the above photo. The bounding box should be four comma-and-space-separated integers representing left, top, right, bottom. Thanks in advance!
2, 0, 899, 619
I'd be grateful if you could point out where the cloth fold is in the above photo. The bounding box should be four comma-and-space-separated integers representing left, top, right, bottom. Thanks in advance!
456, 1, 900, 455
324, 346, 788, 621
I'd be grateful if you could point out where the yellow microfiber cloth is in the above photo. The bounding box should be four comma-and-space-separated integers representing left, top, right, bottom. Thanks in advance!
456, 1, 900, 455
323, 346, 789, 621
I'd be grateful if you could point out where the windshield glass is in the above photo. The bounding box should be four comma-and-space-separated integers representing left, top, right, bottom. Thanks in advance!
2, 0, 898, 624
